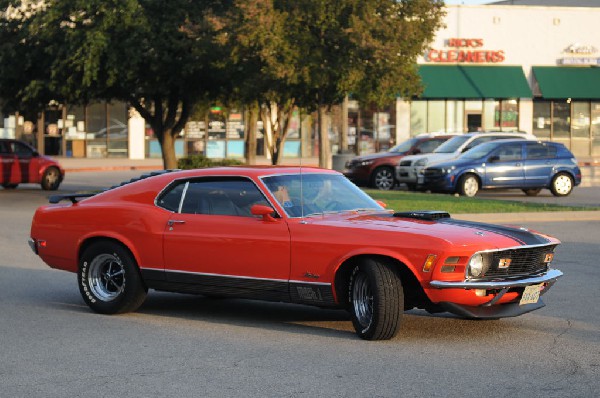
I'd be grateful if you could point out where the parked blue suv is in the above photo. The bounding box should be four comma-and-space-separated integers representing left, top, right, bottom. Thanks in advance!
418, 139, 582, 197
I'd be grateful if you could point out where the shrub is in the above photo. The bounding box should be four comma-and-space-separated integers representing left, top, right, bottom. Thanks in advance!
177, 155, 244, 170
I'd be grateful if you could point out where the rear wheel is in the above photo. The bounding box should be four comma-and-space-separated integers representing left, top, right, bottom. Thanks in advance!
78, 241, 147, 314
550, 173, 574, 197
41, 167, 61, 190
522, 188, 542, 197
349, 259, 404, 340
371, 167, 395, 191
457, 174, 479, 197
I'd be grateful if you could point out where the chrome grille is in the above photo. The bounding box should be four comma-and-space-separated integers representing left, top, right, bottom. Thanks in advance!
423, 168, 444, 177
483, 244, 557, 279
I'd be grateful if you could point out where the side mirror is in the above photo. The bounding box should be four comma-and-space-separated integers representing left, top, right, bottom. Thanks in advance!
32, 151, 40, 157
376, 200, 387, 208
488, 155, 500, 163
412, 148, 421, 155
251, 204, 277, 222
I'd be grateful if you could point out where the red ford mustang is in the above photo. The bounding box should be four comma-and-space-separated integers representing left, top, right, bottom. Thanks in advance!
29, 167, 562, 340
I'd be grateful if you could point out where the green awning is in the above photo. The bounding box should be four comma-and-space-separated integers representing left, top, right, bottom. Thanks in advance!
418, 65, 532, 99
532, 66, 600, 99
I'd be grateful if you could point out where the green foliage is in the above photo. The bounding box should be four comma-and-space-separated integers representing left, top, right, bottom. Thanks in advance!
177, 155, 244, 170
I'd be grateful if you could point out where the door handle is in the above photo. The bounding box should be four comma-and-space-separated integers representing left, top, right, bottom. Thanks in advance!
167, 220, 186, 230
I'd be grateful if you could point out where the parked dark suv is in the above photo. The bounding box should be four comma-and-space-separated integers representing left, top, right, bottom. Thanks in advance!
0, 139, 64, 190
343, 134, 455, 190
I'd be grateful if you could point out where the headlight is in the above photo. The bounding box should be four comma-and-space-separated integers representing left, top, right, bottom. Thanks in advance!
468, 253, 485, 278
415, 158, 428, 167
359, 160, 373, 167
441, 166, 456, 174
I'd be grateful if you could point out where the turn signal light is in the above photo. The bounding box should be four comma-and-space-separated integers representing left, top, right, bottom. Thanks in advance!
422, 254, 437, 272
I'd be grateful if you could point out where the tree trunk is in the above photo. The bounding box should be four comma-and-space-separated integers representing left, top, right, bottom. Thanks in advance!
160, 130, 178, 169
318, 104, 331, 169
245, 102, 259, 165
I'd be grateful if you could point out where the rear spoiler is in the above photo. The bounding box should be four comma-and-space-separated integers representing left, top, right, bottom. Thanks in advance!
48, 193, 96, 204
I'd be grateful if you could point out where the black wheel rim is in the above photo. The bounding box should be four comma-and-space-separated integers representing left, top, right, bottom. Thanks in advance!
88, 254, 126, 301
352, 272, 373, 330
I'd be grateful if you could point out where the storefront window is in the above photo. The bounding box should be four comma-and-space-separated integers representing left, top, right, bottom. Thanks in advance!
592, 102, 600, 156
552, 101, 570, 140
572, 101, 590, 138
495, 99, 518, 131
427, 101, 445, 133
410, 101, 427, 134
107, 102, 128, 158
533, 101, 551, 139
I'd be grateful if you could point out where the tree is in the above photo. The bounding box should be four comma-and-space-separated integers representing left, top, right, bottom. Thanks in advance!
0, 0, 230, 169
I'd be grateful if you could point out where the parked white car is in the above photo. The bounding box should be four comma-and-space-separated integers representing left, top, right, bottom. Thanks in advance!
395, 131, 536, 189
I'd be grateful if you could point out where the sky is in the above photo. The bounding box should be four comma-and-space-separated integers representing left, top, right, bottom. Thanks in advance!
444, 0, 495, 4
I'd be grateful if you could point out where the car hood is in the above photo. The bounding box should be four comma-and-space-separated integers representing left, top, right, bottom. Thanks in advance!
300, 212, 557, 250
417, 153, 456, 165
426, 156, 483, 169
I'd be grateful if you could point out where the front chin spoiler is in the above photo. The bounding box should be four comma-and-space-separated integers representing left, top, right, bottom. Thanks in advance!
440, 299, 545, 319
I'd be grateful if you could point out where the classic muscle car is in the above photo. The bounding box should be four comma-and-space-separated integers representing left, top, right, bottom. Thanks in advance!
29, 167, 563, 340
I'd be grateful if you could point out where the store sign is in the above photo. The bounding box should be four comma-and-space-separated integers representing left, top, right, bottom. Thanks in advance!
558, 43, 600, 65
424, 38, 505, 63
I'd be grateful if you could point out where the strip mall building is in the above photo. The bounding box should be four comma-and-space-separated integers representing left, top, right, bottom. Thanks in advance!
400, 1, 600, 159
2, 1, 599, 161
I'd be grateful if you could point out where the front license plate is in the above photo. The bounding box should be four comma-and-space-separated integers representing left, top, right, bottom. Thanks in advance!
520, 284, 542, 305
417, 175, 424, 184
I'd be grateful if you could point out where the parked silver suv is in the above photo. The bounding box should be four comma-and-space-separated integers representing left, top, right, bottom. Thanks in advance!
395, 131, 535, 189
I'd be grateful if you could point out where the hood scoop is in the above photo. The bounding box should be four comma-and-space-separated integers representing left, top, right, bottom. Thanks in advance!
393, 211, 451, 221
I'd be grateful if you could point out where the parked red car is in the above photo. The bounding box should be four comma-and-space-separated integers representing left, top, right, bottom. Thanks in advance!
0, 139, 64, 190
30, 167, 562, 340
343, 134, 455, 190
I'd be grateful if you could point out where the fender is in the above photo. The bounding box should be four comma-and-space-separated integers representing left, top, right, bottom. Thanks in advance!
77, 230, 146, 272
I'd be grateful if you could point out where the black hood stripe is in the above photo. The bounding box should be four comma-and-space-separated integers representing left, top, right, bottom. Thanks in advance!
438, 218, 551, 246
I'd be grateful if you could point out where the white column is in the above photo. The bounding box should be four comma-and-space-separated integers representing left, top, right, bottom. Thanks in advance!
396, 98, 411, 141
128, 108, 146, 159
519, 98, 533, 135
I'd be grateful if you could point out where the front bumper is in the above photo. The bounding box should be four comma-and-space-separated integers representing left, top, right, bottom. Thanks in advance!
395, 165, 422, 184
429, 269, 562, 318
430, 269, 563, 290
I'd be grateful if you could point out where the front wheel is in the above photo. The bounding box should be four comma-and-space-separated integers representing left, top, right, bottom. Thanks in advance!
349, 259, 404, 340
550, 173, 574, 197
371, 167, 395, 191
78, 241, 147, 314
41, 167, 62, 190
457, 174, 479, 197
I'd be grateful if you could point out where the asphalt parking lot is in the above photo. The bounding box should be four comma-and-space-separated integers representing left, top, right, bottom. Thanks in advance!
1, 170, 599, 397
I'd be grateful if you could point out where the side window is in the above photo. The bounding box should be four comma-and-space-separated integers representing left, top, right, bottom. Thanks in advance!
157, 182, 187, 212
179, 178, 268, 217
526, 143, 557, 160
416, 139, 441, 153
492, 143, 523, 162
464, 137, 491, 151
0, 141, 9, 154
12, 142, 33, 157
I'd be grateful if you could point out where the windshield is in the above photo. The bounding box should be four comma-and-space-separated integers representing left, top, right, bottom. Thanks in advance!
389, 137, 419, 153
262, 173, 383, 217
433, 135, 470, 154
461, 141, 499, 159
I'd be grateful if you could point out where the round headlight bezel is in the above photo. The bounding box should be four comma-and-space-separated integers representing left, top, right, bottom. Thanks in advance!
468, 253, 485, 278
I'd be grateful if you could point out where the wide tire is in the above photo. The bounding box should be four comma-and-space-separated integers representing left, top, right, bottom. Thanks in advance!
41, 167, 61, 190
457, 174, 479, 197
349, 259, 404, 340
371, 167, 395, 191
78, 241, 147, 314
522, 188, 542, 197
550, 173, 574, 197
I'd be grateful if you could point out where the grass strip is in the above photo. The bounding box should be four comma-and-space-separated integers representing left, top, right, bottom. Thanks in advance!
365, 189, 600, 214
